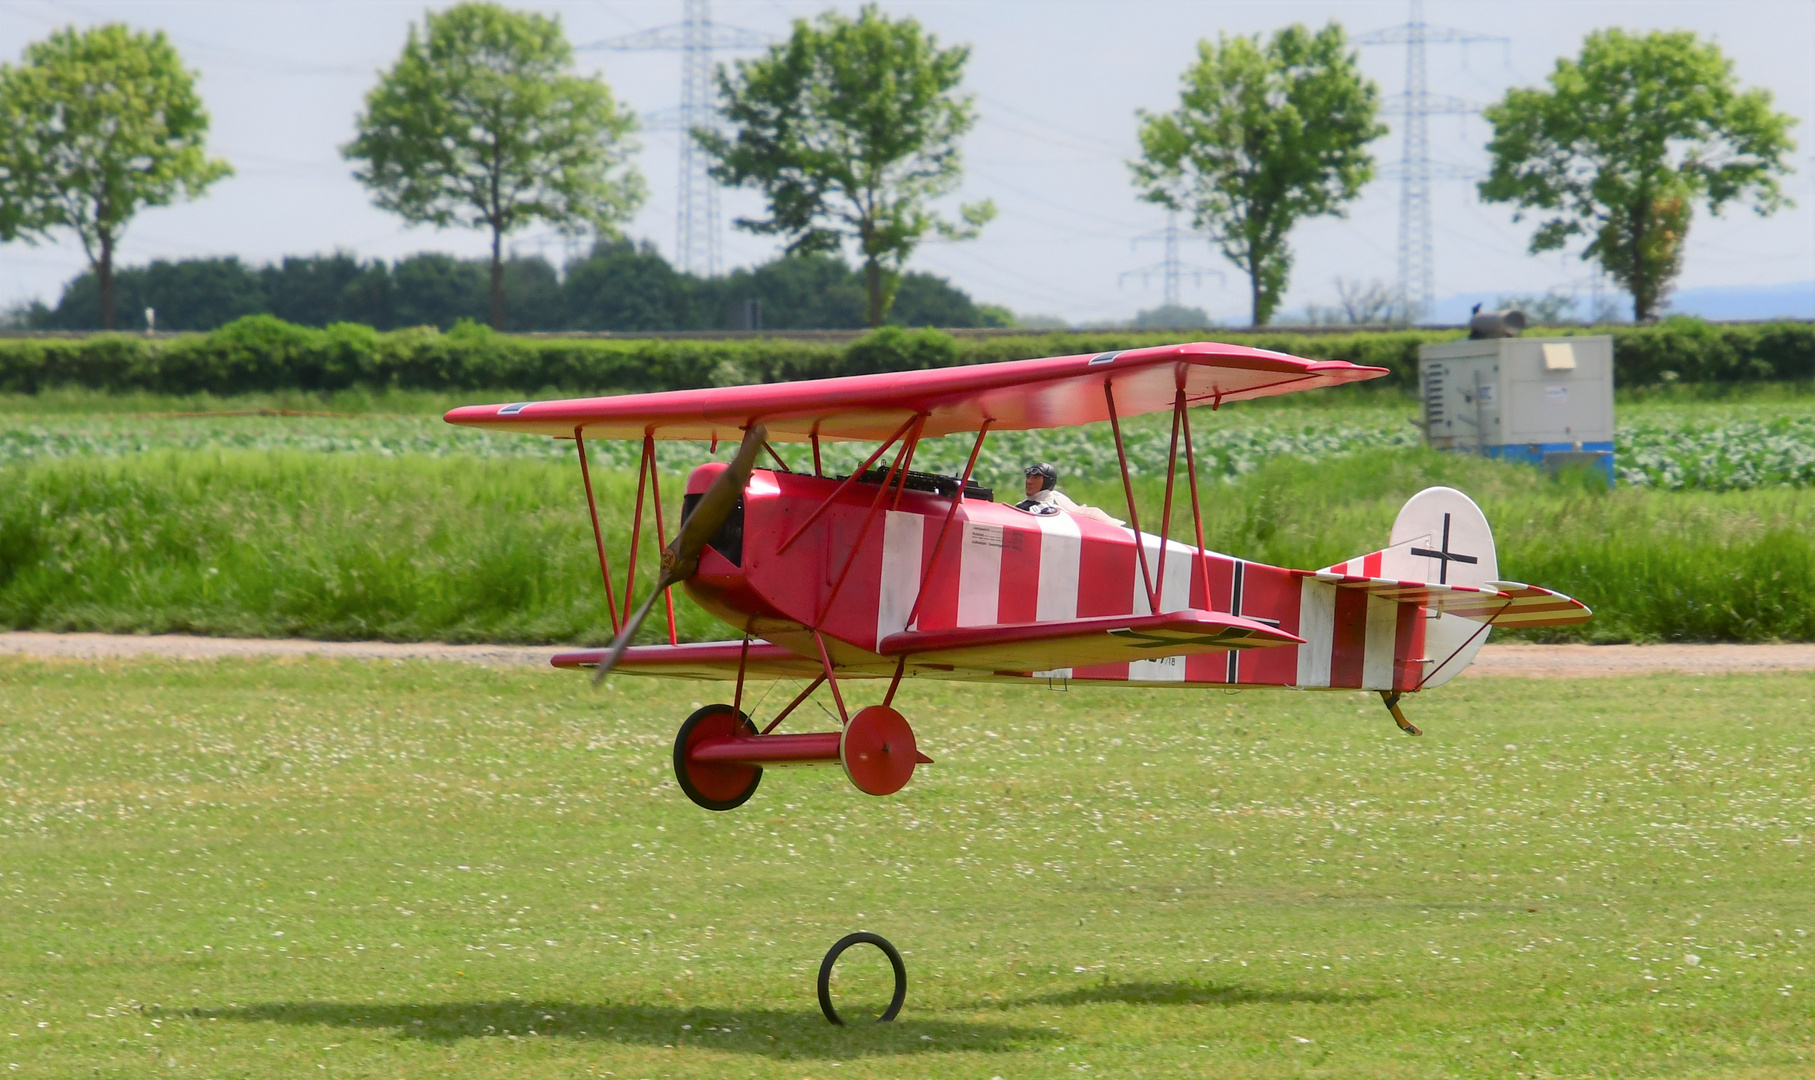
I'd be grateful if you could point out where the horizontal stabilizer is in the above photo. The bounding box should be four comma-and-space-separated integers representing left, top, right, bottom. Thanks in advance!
1312, 571, 1592, 627
552, 640, 822, 680
879, 609, 1301, 672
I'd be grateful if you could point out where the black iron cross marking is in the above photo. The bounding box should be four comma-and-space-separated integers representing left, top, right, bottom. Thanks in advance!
1109, 627, 1249, 649
1409, 512, 1478, 585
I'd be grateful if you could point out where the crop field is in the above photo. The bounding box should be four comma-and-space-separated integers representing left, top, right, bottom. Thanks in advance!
2, 657, 1812, 1078
4, 383, 1814, 489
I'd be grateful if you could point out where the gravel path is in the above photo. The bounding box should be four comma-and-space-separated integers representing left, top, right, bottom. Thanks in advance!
3, 631, 1814, 678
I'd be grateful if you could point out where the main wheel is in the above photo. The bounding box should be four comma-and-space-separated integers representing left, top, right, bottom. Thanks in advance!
839, 705, 918, 796
673, 704, 761, 811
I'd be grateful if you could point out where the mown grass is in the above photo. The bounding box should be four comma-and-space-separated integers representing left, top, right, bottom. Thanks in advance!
3, 446, 1812, 644
1, 657, 1812, 1078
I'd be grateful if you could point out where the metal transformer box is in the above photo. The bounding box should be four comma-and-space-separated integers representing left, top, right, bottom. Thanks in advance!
1418, 335, 1615, 482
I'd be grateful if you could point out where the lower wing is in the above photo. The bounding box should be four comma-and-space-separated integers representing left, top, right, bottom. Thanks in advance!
878, 609, 1301, 671
551, 641, 822, 680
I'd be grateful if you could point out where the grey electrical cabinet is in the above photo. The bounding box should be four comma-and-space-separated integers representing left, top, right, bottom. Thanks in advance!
1418, 335, 1615, 481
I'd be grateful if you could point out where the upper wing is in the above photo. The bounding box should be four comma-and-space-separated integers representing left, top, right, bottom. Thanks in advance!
878, 609, 1302, 672
1314, 572, 1593, 627
443, 341, 1387, 443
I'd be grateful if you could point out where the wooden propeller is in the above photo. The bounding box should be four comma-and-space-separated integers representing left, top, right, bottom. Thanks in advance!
592, 424, 767, 685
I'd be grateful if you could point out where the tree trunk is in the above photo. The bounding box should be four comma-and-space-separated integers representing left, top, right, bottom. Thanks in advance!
1629, 196, 1654, 323
98, 231, 116, 331
1247, 250, 1264, 327
489, 225, 505, 330
864, 256, 885, 328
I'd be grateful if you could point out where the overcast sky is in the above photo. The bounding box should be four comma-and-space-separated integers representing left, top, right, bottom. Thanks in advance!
1, 0, 1811, 324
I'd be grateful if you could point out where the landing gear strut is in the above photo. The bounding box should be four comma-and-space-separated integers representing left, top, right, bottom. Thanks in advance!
1380, 691, 1421, 736
672, 702, 931, 810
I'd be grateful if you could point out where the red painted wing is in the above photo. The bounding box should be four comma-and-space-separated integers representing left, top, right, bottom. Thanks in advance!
443, 341, 1387, 443
877, 609, 1302, 672
551, 641, 823, 680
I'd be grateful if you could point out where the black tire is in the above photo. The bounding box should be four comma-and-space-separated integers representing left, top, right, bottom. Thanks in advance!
672, 704, 761, 811
817, 931, 907, 1025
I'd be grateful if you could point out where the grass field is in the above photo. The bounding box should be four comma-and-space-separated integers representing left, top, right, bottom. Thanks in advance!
2, 657, 1812, 1077
4, 446, 1813, 645
3, 383, 1814, 645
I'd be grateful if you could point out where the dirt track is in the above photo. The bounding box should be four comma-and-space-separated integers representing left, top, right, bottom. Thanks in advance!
3, 631, 1814, 679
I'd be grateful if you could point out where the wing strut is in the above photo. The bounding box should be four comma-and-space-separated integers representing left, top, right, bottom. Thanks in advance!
777, 413, 918, 555
1179, 391, 1214, 618
574, 427, 622, 635
811, 630, 850, 725
623, 435, 651, 626
903, 420, 992, 630
1105, 380, 1159, 610
1154, 388, 1184, 611
815, 414, 927, 624
646, 435, 679, 645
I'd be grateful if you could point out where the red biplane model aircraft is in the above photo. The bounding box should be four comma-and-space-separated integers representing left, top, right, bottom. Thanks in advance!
447, 342, 1590, 810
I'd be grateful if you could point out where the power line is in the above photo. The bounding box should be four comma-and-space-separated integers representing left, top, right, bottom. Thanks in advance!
580, 0, 769, 277
1359, 0, 1507, 323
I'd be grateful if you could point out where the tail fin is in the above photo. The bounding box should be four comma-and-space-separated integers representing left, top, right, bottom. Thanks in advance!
1327, 486, 1498, 590
1321, 486, 1499, 689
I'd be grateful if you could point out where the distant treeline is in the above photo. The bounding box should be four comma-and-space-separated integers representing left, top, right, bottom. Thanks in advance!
1, 316, 1810, 397
11, 241, 1014, 334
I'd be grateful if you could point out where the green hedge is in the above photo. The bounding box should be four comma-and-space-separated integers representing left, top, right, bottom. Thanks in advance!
0, 315, 1809, 396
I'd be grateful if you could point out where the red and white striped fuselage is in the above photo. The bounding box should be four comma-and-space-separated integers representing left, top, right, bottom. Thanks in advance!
685, 467, 1428, 693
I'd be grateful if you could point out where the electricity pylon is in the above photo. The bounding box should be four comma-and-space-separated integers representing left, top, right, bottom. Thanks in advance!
1359, 1, 1507, 322
1118, 213, 1224, 310
582, 1, 767, 276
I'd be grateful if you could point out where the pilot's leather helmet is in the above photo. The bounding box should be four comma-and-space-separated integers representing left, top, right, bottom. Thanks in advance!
1025, 462, 1057, 491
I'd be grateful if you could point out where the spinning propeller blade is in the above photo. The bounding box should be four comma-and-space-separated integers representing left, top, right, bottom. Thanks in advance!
592, 424, 767, 684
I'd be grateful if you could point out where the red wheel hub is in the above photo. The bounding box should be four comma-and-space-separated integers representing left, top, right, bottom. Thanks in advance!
839, 705, 919, 796
676, 706, 760, 808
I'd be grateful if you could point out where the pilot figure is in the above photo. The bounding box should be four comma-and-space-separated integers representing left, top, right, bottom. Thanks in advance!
1015, 462, 1123, 525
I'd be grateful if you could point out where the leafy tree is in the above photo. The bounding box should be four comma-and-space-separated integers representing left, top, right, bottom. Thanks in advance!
716, 254, 868, 330
262, 253, 370, 327
1300, 276, 1400, 325
882, 270, 984, 327
973, 303, 1017, 329
387, 253, 487, 328
344, 2, 643, 329
139, 256, 266, 329
702, 4, 995, 327
500, 255, 565, 331
39, 256, 262, 331
1479, 29, 1796, 322
26, 242, 1012, 332
1494, 291, 1580, 325
0, 24, 231, 329
1132, 23, 1384, 325
562, 239, 693, 331
1129, 304, 1213, 329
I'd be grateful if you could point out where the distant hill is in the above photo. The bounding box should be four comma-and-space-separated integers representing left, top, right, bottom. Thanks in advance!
1429, 281, 1813, 324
